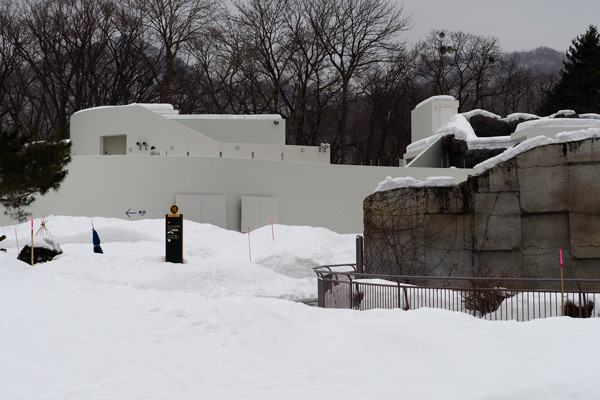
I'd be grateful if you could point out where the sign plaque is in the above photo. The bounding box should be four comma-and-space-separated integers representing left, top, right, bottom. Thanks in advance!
166, 204, 183, 263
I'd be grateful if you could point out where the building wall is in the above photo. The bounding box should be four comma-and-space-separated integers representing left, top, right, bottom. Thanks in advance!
410, 97, 459, 143
0, 155, 472, 233
70, 104, 329, 164
71, 105, 221, 157
170, 115, 286, 144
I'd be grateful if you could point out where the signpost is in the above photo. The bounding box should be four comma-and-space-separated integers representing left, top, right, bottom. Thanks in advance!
166, 205, 183, 263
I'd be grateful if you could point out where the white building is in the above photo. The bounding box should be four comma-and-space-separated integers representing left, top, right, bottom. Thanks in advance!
2, 102, 470, 233
6, 98, 597, 233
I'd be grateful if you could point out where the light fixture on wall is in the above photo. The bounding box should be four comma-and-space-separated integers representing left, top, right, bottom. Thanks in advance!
142, 141, 148, 150
273, 120, 279, 125
319, 143, 330, 153
169, 145, 174, 150
136, 141, 142, 150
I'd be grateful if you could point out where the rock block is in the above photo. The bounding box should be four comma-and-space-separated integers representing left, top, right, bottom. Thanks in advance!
518, 165, 568, 213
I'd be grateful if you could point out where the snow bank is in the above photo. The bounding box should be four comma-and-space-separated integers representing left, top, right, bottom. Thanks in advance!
437, 114, 477, 141
515, 118, 600, 132
1, 216, 600, 399
505, 112, 539, 122
375, 176, 456, 192
405, 132, 442, 153
461, 109, 502, 120
580, 113, 600, 120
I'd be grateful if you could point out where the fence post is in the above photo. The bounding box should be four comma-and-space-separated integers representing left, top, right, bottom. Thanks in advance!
356, 235, 364, 274
317, 276, 324, 308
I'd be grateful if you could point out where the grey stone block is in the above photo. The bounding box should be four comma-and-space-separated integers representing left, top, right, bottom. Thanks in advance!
516, 143, 566, 168
569, 213, 600, 258
426, 187, 467, 214
565, 138, 600, 163
473, 192, 520, 216
473, 214, 521, 251
518, 165, 568, 213
521, 213, 569, 249
568, 163, 600, 214
472, 251, 523, 277
485, 160, 519, 192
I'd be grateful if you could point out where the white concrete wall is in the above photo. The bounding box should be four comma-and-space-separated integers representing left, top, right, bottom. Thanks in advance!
170, 115, 286, 144
406, 136, 448, 168
411, 97, 459, 143
70, 105, 328, 163
71, 105, 221, 157
219, 143, 329, 163
1, 155, 472, 233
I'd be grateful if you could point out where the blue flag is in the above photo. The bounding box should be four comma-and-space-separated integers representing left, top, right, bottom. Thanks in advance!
93, 229, 103, 254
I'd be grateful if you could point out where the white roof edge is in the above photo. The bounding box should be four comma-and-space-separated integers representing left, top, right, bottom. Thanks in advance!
168, 114, 283, 120
414, 95, 456, 109
72, 103, 176, 116
515, 118, 600, 132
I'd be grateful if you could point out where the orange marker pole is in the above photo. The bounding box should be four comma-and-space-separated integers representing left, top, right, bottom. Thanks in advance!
560, 247, 564, 316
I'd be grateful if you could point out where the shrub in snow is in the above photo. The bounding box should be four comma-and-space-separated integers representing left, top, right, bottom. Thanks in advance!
564, 300, 595, 318
17, 238, 63, 265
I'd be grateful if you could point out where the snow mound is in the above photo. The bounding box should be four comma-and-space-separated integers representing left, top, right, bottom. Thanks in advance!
375, 176, 455, 192
461, 109, 502, 120
515, 118, 600, 132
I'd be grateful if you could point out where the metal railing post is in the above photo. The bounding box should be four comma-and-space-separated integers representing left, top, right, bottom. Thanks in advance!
356, 235, 364, 274
317, 275, 324, 308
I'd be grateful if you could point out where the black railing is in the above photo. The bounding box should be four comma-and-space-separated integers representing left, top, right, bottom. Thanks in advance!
313, 265, 600, 320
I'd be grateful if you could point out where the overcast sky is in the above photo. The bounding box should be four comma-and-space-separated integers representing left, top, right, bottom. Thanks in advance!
399, 0, 600, 52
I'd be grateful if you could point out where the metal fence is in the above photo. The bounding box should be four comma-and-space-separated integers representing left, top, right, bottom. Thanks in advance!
314, 264, 600, 321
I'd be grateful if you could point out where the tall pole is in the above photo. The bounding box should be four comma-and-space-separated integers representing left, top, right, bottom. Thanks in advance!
560, 247, 564, 316
30, 219, 34, 266
271, 218, 275, 241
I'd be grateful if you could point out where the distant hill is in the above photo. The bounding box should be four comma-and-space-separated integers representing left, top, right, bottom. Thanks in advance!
510, 46, 565, 74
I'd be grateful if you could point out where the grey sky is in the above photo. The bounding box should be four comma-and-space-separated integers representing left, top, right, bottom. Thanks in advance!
399, 0, 600, 52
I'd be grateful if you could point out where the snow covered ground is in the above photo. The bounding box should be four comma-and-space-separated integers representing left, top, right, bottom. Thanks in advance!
1, 216, 599, 399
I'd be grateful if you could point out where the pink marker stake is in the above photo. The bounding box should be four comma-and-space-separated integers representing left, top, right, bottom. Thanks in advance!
30, 219, 34, 266
560, 246, 565, 316
560, 247, 563, 267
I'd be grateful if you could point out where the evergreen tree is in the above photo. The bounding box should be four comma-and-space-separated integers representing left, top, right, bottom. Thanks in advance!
0, 130, 71, 221
540, 25, 600, 115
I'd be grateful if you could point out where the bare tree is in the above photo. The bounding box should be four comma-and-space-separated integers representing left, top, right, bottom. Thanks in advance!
307, 0, 410, 163
0, 1, 22, 130
128, 0, 221, 103
351, 48, 419, 165
11, 0, 116, 137
417, 30, 503, 112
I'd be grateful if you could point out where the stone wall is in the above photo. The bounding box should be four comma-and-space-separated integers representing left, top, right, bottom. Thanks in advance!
364, 138, 600, 286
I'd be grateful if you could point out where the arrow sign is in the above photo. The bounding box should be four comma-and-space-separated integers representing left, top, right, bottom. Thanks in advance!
125, 208, 138, 218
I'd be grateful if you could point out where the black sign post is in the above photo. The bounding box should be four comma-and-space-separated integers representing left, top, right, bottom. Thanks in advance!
166, 204, 183, 263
